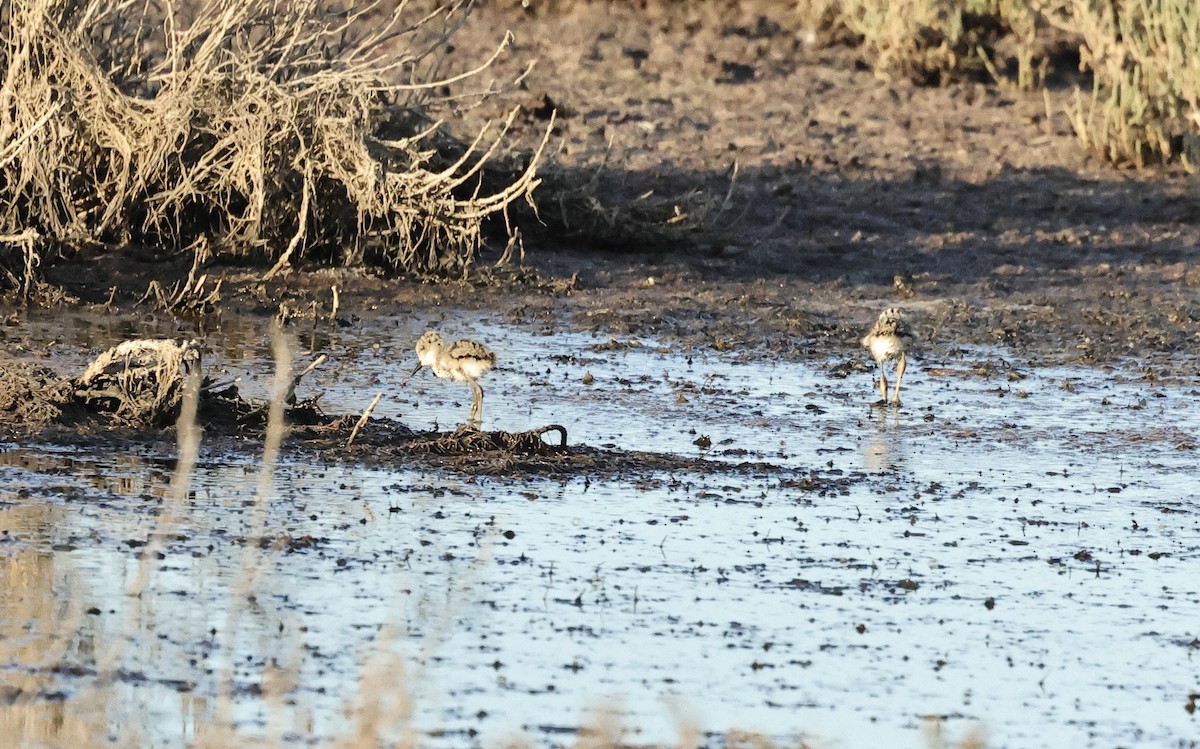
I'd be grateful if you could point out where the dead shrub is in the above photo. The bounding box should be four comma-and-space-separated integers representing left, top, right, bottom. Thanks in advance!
0, 0, 549, 282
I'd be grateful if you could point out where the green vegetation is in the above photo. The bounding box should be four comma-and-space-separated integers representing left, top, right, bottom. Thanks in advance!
797, 0, 1046, 87
798, 0, 1200, 169
1054, 0, 1200, 168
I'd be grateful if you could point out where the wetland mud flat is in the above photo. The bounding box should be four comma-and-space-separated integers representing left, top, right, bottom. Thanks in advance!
1, 311, 1198, 748
6, 1, 1200, 745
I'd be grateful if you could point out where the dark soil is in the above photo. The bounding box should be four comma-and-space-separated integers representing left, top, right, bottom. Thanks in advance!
432, 1, 1200, 376
0, 355, 815, 479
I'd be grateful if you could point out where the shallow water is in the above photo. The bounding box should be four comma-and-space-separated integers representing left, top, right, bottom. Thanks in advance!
2, 310, 1199, 748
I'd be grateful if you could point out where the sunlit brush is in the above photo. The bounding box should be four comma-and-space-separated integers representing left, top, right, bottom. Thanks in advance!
861, 307, 914, 406
410, 330, 496, 430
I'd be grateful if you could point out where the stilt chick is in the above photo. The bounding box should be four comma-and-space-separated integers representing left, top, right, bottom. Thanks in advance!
411, 331, 496, 430
861, 307, 914, 406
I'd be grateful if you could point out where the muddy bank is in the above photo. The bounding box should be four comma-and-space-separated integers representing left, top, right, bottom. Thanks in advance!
0, 339, 837, 482
31, 241, 1200, 383
423, 0, 1200, 376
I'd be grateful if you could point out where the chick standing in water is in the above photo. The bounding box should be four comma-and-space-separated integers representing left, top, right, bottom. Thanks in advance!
411, 331, 496, 430
861, 307, 914, 406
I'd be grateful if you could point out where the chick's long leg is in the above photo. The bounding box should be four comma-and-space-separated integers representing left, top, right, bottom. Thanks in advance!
466, 378, 484, 430
876, 363, 889, 403
892, 354, 907, 405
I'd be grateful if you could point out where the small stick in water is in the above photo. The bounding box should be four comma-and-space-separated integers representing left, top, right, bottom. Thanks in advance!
346, 392, 383, 448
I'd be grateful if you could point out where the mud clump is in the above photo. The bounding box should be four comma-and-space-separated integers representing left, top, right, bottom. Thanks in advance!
409, 425, 569, 455
0, 363, 74, 427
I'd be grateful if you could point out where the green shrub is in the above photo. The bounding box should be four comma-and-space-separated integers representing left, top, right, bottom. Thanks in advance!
1050, 0, 1200, 168
797, 0, 1047, 88
798, 0, 1200, 169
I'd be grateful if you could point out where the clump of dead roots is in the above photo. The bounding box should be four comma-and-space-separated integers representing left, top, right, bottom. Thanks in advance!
0, 0, 548, 294
73, 339, 205, 426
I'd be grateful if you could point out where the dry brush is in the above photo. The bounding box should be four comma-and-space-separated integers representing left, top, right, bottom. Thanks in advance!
0, 0, 549, 292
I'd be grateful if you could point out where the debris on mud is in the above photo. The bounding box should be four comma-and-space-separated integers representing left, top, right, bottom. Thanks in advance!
0, 364, 74, 427
408, 424, 568, 455
0, 338, 806, 478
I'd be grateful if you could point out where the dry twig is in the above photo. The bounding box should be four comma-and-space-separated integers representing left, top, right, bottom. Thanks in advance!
346, 392, 384, 447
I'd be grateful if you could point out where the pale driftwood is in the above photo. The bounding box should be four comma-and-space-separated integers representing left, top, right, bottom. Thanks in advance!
346, 392, 383, 448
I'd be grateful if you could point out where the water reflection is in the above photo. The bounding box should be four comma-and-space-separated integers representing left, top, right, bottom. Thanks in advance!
862, 407, 908, 473
0, 448, 171, 500
0, 503, 95, 747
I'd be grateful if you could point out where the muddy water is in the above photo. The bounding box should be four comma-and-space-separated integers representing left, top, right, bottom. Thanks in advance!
1, 310, 1199, 748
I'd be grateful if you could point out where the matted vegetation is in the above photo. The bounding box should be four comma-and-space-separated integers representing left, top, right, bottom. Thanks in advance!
0, 0, 549, 289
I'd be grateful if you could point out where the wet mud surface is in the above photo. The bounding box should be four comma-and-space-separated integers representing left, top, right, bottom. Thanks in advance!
2, 310, 1200, 748
5, 1, 1200, 746
0, 314, 810, 481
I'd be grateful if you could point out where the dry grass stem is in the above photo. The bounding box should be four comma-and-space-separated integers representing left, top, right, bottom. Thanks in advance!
103, 353, 204, 692
135, 236, 222, 313
0, 229, 42, 297
285, 353, 328, 404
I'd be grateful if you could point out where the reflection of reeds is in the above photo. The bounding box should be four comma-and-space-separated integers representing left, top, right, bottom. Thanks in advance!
341, 513, 495, 749
0, 528, 92, 746
109, 340, 204, 677
0, 350, 199, 748
0, 321, 991, 748
208, 320, 292, 741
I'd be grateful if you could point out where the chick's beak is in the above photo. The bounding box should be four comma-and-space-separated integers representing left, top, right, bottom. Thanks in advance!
410, 362, 423, 377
